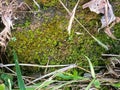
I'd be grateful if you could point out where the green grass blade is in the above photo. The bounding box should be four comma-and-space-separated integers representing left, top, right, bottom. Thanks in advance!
85, 56, 95, 78
85, 78, 95, 90
57, 72, 86, 80
8, 79, 12, 90
13, 50, 26, 90
0, 84, 5, 90
35, 80, 55, 90
92, 36, 108, 50
112, 82, 120, 88
57, 73, 73, 80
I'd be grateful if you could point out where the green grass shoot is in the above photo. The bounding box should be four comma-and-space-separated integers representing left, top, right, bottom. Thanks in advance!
13, 50, 26, 90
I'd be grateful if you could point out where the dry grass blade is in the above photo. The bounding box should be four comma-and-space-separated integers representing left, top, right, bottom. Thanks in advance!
105, 65, 119, 78
26, 64, 77, 85
85, 56, 95, 78
67, 0, 80, 35
2, 63, 71, 67
77, 66, 90, 73
52, 80, 77, 90
33, 0, 40, 10
102, 54, 120, 57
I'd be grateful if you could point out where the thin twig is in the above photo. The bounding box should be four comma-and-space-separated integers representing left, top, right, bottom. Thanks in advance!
14, 11, 42, 13
2, 63, 72, 67
77, 66, 90, 73
0, 64, 35, 85
102, 54, 120, 57
0, 73, 34, 79
67, 0, 80, 35
26, 64, 77, 85
33, 0, 40, 10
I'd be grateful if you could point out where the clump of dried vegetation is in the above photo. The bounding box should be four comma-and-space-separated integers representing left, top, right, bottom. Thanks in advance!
0, 0, 29, 52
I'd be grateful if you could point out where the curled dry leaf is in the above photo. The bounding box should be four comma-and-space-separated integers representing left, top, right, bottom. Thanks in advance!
100, 0, 116, 28
82, 0, 116, 28
82, 0, 120, 39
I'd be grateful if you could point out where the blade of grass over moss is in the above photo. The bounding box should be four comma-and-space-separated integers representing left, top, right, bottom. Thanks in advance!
67, 0, 80, 35
85, 56, 95, 78
59, 0, 108, 50
13, 50, 26, 90
91, 36, 108, 50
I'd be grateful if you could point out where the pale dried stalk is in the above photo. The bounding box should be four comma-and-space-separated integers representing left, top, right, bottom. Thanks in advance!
33, 0, 40, 10
2, 63, 72, 67
67, 0, 80, 35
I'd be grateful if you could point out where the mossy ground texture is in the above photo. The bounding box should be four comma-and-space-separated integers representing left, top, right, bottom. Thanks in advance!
7, 0, 120, 72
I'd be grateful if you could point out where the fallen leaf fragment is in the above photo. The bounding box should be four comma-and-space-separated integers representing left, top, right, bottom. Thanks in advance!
82, 0, 116, 28
82, 0, 107, 14
100, 0, 116, 29
82, 0, 120, 39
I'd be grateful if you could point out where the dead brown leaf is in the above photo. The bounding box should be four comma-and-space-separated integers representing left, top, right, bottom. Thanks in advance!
82, 0, 119, 39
